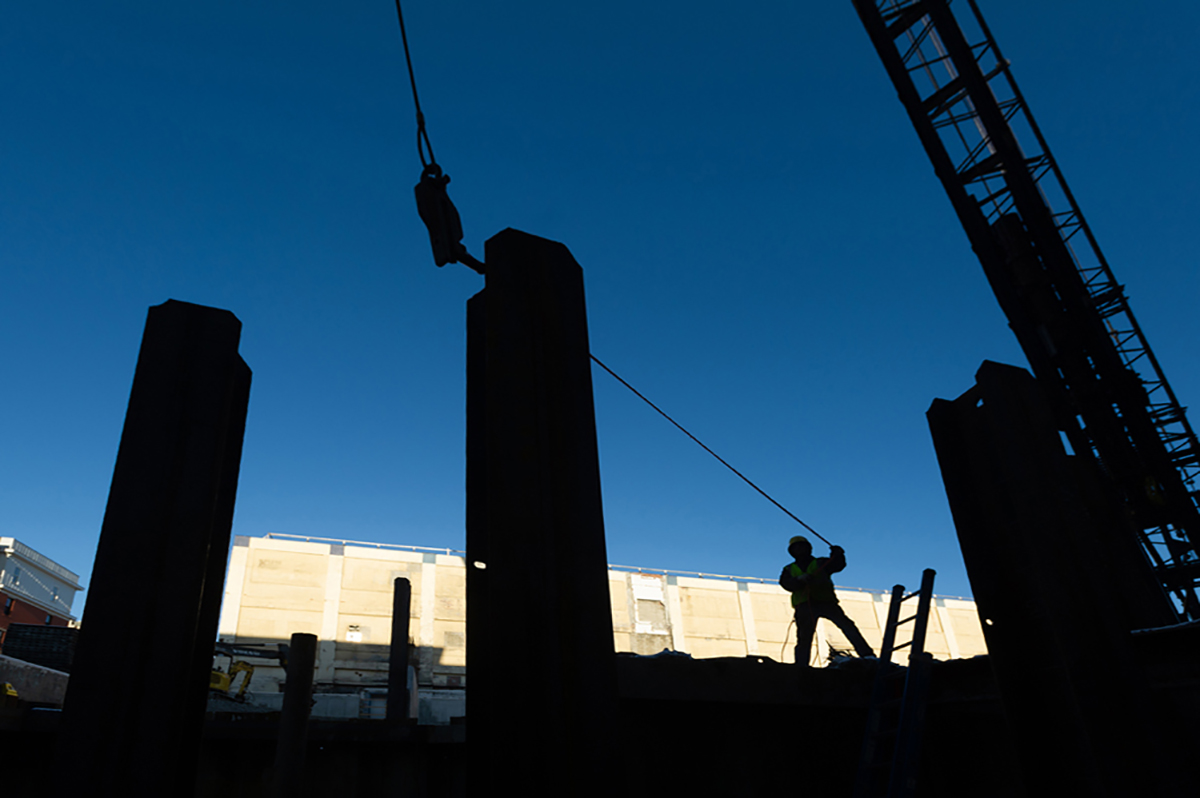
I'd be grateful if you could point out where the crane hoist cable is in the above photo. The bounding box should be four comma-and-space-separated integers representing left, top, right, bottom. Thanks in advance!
392, 3, 832, 549
393, 0, 485, 274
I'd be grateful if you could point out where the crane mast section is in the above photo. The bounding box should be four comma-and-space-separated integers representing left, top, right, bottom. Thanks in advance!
853, 0, 1200, 619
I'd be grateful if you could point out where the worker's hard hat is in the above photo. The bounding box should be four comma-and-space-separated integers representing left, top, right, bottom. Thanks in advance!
788, 536, 810, 549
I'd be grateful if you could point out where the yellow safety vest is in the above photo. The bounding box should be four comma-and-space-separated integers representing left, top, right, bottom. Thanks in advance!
787, 560, 836, 606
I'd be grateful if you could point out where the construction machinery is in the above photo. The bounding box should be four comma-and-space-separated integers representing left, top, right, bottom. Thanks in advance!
208, 642, 289, 702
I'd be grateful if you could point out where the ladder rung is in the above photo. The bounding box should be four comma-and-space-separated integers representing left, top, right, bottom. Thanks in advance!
898, 613, 919, 625
893, 640, 913, 651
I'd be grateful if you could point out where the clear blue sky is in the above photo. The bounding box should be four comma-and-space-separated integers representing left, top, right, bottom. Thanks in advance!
3, 2, 1198, 614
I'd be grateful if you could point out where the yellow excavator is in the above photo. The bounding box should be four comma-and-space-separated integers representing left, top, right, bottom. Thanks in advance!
209, 642, 289, 701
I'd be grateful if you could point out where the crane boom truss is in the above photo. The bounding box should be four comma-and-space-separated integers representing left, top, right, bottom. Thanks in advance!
853, 0, 1200, 619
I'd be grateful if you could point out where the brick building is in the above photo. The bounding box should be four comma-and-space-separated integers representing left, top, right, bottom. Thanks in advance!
0, 537, 83, 648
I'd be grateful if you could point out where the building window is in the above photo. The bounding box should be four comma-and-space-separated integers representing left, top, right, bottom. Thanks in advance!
45, 615, 52, 625
3, 597, 12, 616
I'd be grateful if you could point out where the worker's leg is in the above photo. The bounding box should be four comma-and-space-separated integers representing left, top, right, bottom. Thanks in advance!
819, 603, 874, 658
793, 604, 818, 666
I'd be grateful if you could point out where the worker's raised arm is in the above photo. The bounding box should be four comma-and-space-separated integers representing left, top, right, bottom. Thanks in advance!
824, 545, 847, 574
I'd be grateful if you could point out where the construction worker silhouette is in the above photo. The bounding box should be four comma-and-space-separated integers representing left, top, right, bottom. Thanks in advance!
780, 536, 874, 666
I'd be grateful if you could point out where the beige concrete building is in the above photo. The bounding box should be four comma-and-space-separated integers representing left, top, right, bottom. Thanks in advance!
217, 533, 987, 722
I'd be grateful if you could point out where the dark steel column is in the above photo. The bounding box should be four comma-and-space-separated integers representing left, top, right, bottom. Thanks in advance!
927, 361, 1185, 798
53, 300, 251, 797
387, 576, 412, 722
466, 229, 617, 795
272, 632, 317, 797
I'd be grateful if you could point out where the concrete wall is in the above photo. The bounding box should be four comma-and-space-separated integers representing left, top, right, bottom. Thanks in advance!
0, 653, 69, 705
609, 569, 986, 664
218, 536, 467, 699
217, 535, 987, 717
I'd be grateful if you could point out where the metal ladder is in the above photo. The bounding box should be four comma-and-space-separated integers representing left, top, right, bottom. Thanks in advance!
853, 568, 937, 798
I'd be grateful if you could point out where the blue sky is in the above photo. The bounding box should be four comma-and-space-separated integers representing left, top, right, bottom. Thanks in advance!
3, 1, 1198, 614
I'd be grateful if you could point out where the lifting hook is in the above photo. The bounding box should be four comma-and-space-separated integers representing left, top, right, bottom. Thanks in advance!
414, 163, 485, 275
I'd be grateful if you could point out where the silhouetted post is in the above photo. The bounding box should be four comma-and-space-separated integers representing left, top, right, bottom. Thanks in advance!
52, 300, 251, 798
272, 632, 318, 797
928, 361, 1185, 798
387, 576, 412, 722
466, 229, 617, 795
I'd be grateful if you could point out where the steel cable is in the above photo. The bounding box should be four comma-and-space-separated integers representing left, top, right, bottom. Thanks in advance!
590, 354, 832, 546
